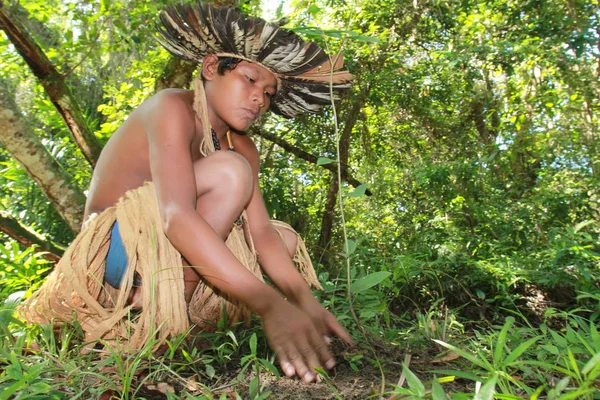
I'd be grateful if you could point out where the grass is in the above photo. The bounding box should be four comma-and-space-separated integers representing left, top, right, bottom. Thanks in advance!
1, 269, 599, 399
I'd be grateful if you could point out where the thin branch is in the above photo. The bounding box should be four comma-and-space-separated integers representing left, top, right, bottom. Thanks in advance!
249, 127, 372, 196
0, 211, 64, 262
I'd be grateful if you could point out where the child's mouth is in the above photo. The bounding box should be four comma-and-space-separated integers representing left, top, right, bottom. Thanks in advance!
244, 108, 259, 120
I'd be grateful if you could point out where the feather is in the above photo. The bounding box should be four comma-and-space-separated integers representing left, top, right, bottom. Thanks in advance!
155, 2, 352, 119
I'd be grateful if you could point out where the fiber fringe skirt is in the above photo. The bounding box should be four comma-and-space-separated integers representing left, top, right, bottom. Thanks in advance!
17, 182, 321, 351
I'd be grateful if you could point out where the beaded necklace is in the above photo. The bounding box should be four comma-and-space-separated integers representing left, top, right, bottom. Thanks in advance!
211, 129, 235, 151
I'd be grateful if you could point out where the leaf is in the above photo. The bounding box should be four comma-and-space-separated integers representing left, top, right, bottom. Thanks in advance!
433, 340, 488, 369
249, 333, 257, 355
317, 157, 335, 166
307, 4, 321, 15
429, 369, 482, 382
259, 359, 280, 377
350, 271, 391, 293
432, 351, 460, 363
226, 330, 238, 346
503, 336, 540, 366
402, 364, 425, 397
431, 377, 447, 400
474, 374, 497, 400
494, 316, 514, 366
345, 239, 357, 256
205, 363, 215, 378
582, 351, 600, 375
348, 184, 369, 198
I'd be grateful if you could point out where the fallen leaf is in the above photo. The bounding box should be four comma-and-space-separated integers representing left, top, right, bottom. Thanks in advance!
431, 351, 460, 363
156, 382, 175, 394
186, 374, 201, 391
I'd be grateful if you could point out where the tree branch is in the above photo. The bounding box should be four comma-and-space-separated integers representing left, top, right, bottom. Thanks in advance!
0, 5, 102, 166
249, 127, 372, 196
0, 85, 86, 232
0, 211, 64, 262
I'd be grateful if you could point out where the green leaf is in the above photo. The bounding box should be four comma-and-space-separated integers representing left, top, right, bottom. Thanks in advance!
431, 377, 447, 400
348, 184, 369, 198
226, 330, 238, 346
259, 359, 280, 377
494, 316, 514, 366
350, 271, 391, 293
567, 349, 581, 379
249, 333, 257, 355
474, 374, 497, 400
429, 369, 482, 382
433, 340, 488, 370
402, 363, 425, 397
504, 336, 540, 366
181, 349, 193, 363
582, 351, 600, 376
317, 157, 335, 166
205, 363, 215, 378
307, 4, 321, 15
249, 376, 259, 399
345, 239, 357, 256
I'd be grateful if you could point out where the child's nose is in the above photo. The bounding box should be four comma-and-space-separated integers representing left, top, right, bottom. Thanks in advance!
253, 91, 265, 107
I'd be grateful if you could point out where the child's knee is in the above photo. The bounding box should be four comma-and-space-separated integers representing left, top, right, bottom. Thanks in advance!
194, 151, 253, 199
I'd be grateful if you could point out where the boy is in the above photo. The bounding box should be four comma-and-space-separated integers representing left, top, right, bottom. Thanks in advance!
19, 2, 353, 384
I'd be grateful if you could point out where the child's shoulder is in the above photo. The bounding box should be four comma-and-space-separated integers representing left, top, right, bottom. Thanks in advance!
145, 89, 195, 114
136, 89, 198, 136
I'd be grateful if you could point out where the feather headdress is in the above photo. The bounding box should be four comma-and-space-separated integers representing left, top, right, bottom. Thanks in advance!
156, 2, 353, 119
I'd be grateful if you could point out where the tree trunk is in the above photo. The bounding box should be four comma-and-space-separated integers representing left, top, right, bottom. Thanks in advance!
0, 211, 64, 262
0, 86, 86, 232
0, 5, 101, 167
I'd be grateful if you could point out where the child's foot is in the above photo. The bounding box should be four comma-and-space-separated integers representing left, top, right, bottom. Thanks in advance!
127, 286, 142, 309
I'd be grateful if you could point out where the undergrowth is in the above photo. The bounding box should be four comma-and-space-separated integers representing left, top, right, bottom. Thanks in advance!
0, 243, 599, 399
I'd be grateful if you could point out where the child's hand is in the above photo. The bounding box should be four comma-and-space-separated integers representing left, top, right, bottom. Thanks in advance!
292, 292, 354, 347
261, 299, 336, 383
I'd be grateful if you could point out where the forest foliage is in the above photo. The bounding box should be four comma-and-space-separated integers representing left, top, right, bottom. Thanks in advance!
0, 0, 599, 398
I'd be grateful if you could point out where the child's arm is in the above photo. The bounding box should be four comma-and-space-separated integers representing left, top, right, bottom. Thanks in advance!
236, 135, 353, 369
144, 92, 332, 383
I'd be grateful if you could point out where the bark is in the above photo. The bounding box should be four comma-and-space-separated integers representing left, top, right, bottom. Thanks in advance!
249, 127, 371, 195
154, 56, 196, 92
0, 211, 64, 262
0, 5, 101, 167
317, 97, 364, 263
0, 86, 86, 232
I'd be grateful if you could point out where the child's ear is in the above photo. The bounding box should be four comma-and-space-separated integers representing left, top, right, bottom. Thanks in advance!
202, 54, 219, 81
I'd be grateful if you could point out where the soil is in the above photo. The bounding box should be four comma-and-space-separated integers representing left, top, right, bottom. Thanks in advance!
110, 339, 473, 399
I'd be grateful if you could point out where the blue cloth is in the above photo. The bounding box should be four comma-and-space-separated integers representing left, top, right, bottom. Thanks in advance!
104, 221, 130, 288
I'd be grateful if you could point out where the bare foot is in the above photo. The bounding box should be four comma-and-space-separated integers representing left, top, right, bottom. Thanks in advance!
127, 286, 142, 309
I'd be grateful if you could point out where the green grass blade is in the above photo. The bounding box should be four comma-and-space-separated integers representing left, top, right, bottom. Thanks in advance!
567, 349, 581, 379
581, 351, 600, 375
403, 363, 425, 397
494, 317, 514, 366
433, 340, 488, 370
522, 360, 574, 377
474, 374, 498, 400
503, 336, 540, 366
431, 377, 447, 400
429, 369, 483, 382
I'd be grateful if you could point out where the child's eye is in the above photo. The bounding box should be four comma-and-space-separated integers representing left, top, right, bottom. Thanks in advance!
246, 76, 256, 84
264, 91, 273, 99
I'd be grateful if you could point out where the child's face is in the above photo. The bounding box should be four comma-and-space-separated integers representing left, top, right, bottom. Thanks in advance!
204, 57, 278, 131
